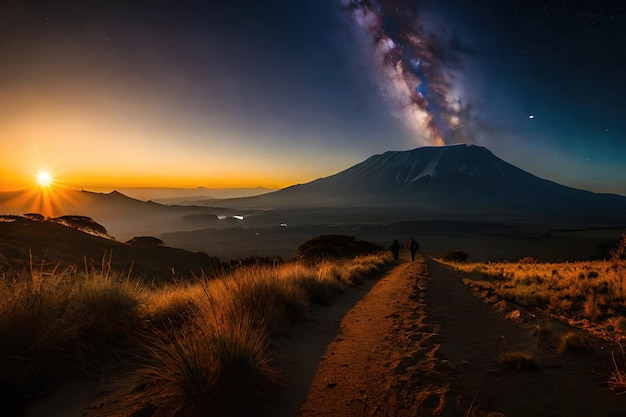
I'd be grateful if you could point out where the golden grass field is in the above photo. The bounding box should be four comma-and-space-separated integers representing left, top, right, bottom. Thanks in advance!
446, 235, 626, 395
450, 256, 626, 337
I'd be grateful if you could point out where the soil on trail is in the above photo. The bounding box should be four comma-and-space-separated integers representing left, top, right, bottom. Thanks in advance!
300, 255, 626, 417
300, 257, 452, 417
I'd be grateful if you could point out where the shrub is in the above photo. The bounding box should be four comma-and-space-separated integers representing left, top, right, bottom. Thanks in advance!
296, 235, 383, 264
611, 234, 626, 261
126, 236, 165, 248
519, 256, 538, 264
443, 250, 469, 262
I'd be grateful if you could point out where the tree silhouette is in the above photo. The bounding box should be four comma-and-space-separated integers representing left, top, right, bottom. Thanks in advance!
297, 234, 383, 263
51, 215, 109, 237
126, 236, 165, 248
443, 250, 469, 262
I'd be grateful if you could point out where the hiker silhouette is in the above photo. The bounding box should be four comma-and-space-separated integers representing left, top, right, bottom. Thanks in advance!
390, 240, 400, 261
407, 238, 419, 261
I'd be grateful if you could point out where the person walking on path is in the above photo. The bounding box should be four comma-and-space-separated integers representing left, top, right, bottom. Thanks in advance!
390, 240, 401, 261
407, 237, 419, 262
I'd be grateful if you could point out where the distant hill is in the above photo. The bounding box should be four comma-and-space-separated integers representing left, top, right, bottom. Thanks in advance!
0, 189, 259, 240
89, 186, 275, 204
0, 215, 220, 282
206, 144, 626, 217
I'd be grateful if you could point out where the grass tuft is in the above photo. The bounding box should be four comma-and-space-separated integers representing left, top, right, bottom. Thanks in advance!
533, 321, 553, 349
138, 319, 274, 417
556, 332, 592, 357
497, 351, 540, 370
608, 343, 626, 395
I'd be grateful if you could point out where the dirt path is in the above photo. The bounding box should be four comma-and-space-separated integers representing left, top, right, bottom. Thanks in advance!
300, 257, 452, 416
299, 255, 626, 416
261, 270, 385, 417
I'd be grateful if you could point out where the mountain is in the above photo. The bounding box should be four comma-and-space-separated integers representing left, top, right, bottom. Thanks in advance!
209, 144, 626, 215
87, 186, 274, 204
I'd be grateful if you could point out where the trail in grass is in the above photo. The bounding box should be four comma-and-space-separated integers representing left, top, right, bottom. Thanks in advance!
299, 256, 626, 417
424, 257, 625, 417
300, 256, 452, 416
260, 263, 400, 417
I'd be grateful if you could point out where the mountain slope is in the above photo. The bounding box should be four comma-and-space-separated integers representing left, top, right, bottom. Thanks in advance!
211, 144, 626, 214
0, 216, 220, 282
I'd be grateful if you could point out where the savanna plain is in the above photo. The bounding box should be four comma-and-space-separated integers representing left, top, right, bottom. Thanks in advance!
2, 209, 626, 417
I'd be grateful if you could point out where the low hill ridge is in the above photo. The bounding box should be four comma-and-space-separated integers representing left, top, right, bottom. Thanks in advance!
0, 215, 220, 281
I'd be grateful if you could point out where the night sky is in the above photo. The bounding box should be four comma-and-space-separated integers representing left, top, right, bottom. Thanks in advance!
1, 0, 625, 194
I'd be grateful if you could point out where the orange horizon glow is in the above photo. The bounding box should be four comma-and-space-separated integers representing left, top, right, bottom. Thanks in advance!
0, 99, 349, 195
0, 169, 305, 194
2, 182, 80, 218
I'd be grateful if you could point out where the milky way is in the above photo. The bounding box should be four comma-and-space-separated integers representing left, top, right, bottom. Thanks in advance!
339, 0, 473, 146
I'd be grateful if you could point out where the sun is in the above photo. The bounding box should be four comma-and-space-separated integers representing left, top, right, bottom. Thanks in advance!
36, 170, 53, 188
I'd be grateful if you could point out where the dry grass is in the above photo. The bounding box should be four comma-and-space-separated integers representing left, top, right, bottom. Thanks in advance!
138, 319, 273, 417
445, 237, 626, 395
556, 332, 592, 356
608, 343, 626, 395
144, 284, 204, 328
607, 316, 626, 334
132, 254, 391, 415
0, 263, 145, 399
448, 255, 626, 338
1, 251, 391, 414
498, 351, 540, 370
533, 321, 553, 349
